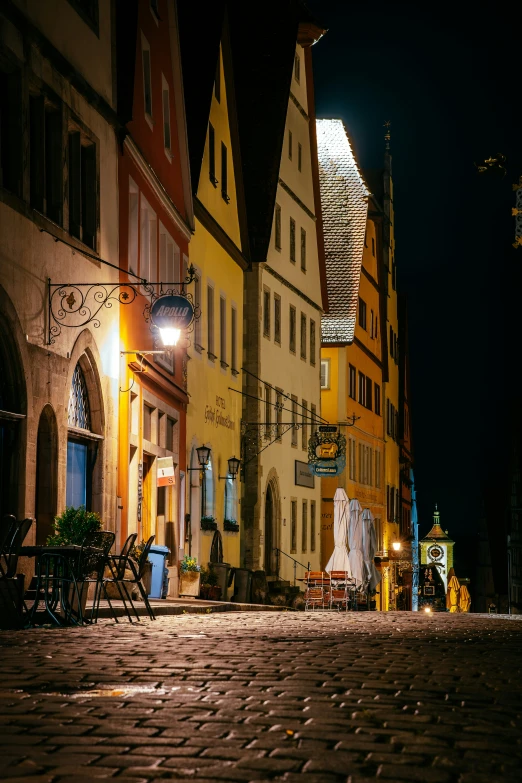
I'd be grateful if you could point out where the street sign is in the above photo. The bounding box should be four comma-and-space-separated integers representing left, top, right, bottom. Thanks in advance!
151, 294, 194, 329
318, 425, 338, 433
157, 456, 175, 487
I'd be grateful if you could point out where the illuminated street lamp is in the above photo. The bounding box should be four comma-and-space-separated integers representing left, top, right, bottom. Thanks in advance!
196, 445, 211, 470
219, 456, 241, 481
392, 541, 401, 552
151, 293, 195, 347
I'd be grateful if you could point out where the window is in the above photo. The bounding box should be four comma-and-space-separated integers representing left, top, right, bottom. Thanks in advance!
194, 274, 202, 350
300, 313, 306, 360
142, 35, 152, 118
288, 129, 293, 160
390, 326, 394, 357
214, 52, 221, 102
291, 396, 298, 446
69, 131, 96, 247
375, 450, 381, 489
224, 473, 238, 523
68, 0, 99, 33
162, 76, 171, 154
0, 68, 22, 197
208, 123, 217, 186
203, 456, 214, 519
300, 228, 306, 271
374, 384, 381, 415
311, 403, 316, 429
67, 362, 93, 509
310, 501, 316, 552
274, 203, 282, 250
349, 365, 356, 399
370, 309, 375, 338
372, 236, 375, 256
276, 389, 283, 440
231, 305, 238, 373
143, 404, 153, 442
207, 285, 215, 359
374, 517, 383, 553
220, 295, 227, 367
320, 359, 330, 389
290, 218, 296, 263
294, 52, 300, 83
349, 438, 356, 480
291, 499, 297, 553
365, 377, 372, 411
302, 500, 308, 553
166, 416, 176, 452
298, 142, 302, 172
139, 196, 157, 285
310, 320, 316, 366
359, 298, 367, 330
274, 294, 281, 344
263, 288, 271, 338
301, 400, 307, 450
128, 179, 139, 276
358, 371, 366, 406
159, 225, 178, 290
150, 0, 160, 21
264, 386, 271, 439
289, 305, 296, 353
221, 142, 229, 202
30, 97, 62, 223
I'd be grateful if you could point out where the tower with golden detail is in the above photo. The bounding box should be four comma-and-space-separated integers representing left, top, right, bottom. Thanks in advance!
420, 505, 455, 591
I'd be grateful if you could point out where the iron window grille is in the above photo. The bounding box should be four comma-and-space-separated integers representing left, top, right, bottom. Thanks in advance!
68, 363, 91, 430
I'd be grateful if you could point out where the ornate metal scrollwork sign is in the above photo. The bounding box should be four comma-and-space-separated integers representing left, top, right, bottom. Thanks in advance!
307, 425, 347, 477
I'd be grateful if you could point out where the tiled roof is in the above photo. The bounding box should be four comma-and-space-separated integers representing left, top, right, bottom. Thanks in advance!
316, 119, 369, 344
420, 511, 454, 543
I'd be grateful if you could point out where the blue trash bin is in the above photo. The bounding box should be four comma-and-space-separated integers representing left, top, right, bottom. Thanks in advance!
148, 545, 170, 599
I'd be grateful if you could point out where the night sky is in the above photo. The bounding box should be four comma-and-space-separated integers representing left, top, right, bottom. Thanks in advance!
308, 1, 522, 576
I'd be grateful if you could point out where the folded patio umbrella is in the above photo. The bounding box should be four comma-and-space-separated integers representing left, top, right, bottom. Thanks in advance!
447, 573, 460, 612
459, 583, 471, 613
362, 509, 381, 592
348, 498, 366, 590
324, 488, 352, 575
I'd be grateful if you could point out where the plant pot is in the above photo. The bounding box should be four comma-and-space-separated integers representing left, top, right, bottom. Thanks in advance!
201, 519, 217, 532
179, 571, 200, 597
224, 520, 239, 532
208, 585, 222, 601
69, 581, 89, 619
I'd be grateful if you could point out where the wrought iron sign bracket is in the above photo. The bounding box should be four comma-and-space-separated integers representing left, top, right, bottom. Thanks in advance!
47, 267, 198, 345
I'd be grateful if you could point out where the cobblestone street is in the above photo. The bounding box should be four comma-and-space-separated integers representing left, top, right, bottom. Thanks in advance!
0, 611, 521, 783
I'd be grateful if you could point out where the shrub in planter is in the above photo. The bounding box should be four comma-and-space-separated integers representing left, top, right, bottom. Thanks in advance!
224, 519, 239, 532
47, 506, 102, 547
179, 555, 201, 597
201, 516, 217, 531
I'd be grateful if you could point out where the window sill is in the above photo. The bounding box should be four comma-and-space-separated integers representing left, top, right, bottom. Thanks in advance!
231, 368, 239, 377
164, 147, 173, 164
210, 176, 219, 188
144, 112, 155, 131
194, 344, 204, 353
221, 192, 230, 204
220, 360, 229, 370
208, 352, 217, 362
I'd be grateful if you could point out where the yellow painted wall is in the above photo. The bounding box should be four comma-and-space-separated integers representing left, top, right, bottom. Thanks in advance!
185, 45, 244, 574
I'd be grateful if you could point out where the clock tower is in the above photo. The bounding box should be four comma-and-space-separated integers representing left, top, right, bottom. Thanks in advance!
420, 505, 454, 591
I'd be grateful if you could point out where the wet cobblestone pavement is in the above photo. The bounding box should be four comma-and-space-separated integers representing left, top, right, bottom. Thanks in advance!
0, 611, 521, 782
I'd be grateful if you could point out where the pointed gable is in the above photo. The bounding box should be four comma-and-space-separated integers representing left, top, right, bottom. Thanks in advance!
316, 119, 369, 344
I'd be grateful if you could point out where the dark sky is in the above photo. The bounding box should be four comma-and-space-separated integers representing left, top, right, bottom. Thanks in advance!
308, 1, 522, 575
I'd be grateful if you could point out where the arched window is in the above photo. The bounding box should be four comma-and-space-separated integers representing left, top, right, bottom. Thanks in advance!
202, 456, 214, 519
224, 474, 237, 523
66, 362, 94, 509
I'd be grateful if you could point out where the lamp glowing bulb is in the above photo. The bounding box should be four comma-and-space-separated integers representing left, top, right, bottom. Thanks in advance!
159, 327, 181, 347
424, 607, 431, 613
392, 541, 401, 551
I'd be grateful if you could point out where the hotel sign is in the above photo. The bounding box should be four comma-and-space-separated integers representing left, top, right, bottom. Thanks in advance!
307, 426, 346, 477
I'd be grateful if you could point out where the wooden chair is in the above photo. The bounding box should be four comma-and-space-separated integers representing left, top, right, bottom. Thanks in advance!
304, 571, 330, 610
328, 570, 354, 611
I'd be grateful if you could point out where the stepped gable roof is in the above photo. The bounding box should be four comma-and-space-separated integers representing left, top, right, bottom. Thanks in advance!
316, 119, 369, 344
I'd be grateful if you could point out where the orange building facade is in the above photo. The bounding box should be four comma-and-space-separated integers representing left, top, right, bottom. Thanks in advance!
116, 0, 194, 592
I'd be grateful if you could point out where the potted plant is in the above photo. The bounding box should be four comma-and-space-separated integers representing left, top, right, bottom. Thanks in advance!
201, 516, 217, 531
199, 565, 222, 601
130, 539, 153, 597
179, 554, 201, 597
47, 506, 103, 615
224, 518, 239, 533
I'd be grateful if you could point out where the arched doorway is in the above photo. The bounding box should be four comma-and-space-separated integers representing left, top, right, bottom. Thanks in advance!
0, 311, 26, 519
35, 405, 58, 544
264, 484, 275, 574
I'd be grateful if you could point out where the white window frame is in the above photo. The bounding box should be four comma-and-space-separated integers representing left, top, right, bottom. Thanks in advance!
231, 302, 238, 377
219, 293, 227, 369
207, 281, 215, 361
320, 358, 330, 390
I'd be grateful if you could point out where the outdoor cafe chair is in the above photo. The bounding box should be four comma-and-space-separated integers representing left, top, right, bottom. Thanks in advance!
328, 570, 354, 611
103, 534, 156, 622
101, 533, 137, 623
76, 530, 116, 624
304, 571, 330, 610
0, 518, 33, 626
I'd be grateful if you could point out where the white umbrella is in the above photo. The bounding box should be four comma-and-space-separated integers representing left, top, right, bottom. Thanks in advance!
348, 498, 366, 589
324, 488, 352, 575
362, 509, 381, 592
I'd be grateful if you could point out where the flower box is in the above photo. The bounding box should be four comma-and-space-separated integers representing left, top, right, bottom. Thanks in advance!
201, 517, 217, 531
223, 520, 239, 532
179, 571, 200, 597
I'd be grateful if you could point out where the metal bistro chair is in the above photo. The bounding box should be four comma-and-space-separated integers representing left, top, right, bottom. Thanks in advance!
0, 518, 33, 626
101, 533, 137, 623
304, 571, 330, 611
76, 530, 116, 624
104, 534, 156, 622
328, 570, 355, 612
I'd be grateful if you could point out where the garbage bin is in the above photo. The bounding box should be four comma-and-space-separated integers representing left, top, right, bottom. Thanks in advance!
148, 545, 170, 599
211, 562, 231, 601
231, 568, 252, 603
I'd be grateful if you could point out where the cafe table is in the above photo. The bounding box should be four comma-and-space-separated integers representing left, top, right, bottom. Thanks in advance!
20, 545, 101, 627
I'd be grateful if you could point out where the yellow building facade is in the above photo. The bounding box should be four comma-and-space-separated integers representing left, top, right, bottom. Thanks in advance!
185, 44, 248, 575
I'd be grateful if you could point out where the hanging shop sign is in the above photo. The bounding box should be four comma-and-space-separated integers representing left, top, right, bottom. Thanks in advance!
307, 426, 346, 477
157, 456, 175, 487
150, 294, 195, 329
295, 460, 315, 488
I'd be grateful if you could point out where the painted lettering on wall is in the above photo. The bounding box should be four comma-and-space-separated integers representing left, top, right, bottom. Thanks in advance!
204, 396, 236, 430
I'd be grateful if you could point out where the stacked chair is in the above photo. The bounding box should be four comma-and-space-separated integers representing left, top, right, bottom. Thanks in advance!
328, 571, 357, 611
304, 571, 330, 610
102, 534, 156, 622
